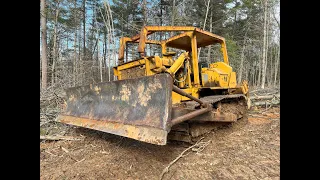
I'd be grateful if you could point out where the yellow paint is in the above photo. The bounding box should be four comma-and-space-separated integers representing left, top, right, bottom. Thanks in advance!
94, 86, 101, 94
229, 72, 237, 88
161, 56, 174, 66
126, 126, 140, 140
166, 52, 189, 75
137, 84, 150, 106
69, 94, 75, 102
201, 62, 239, 88
221, 40, 229, 65
59, 28, 252, 146
161, 43, 167, 55
172, 91, 182, 104
113, 26, 249, 105
117, 59, 146, 71
191, 33, 200, 87
119, 84, 131, 101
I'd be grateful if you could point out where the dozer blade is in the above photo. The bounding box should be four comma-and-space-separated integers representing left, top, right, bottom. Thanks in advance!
56, 74, 173, 145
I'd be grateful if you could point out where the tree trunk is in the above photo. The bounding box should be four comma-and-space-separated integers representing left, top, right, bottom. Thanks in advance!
253, 64, 256, 87
160, 0, 163, 41
82, 0, 86, 60
41, 0, 48, 90
258, 47, 262, 87
99, 5, 110, 80
98, 35, 102, 82
237, 15, 252, 84
261, 0, 268, 89
103, 32, 106, 71
106, 0, 115, 80
265, 6, 270, 87
73, 30, 77, 86
245, 50, 250, 81
197, 0, 210, 61
91, 0, 96, 60
274, 44, 280, 86
170, 0, 175, 37
66, 31, 69, 51
73, 0, 77, 86
269, 45, 273, 87
143, 0, 147, 26
78, 22, 82, 84
51, 0, 60, 86
108, 34, 111, 81
237, 38, 246, 84
101, 2, 113, 81
207, 11, 213, 64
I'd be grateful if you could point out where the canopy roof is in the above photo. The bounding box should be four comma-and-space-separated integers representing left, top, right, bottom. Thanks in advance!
164, 28, 224, 50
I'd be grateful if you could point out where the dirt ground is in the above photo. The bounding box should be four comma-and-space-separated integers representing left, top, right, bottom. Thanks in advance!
40, 106, 280, 180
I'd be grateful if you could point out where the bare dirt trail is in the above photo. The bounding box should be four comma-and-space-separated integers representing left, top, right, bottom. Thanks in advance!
40, 107, 280, 180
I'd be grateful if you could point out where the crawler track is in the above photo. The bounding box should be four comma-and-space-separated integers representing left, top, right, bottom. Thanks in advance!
168, 95, 248, 143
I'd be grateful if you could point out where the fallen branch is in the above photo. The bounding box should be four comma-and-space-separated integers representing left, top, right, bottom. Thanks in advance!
61, 146, 70, 153
74, 158, 85, 164
249, 114, 266, 118
252, 100, 280, 106
159, 137, 210, 180
59, 146, 85, 163
40, 135, 84, 141
44, 150, 57, 156
250, 88, 279, 94
261, 104, 273, 112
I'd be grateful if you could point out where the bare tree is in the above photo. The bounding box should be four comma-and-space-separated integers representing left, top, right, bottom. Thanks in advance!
197, 0, 210, 60
237, 16, 252, 84
100, 0, 116, 81
143, 0, 147, 26
73, 0, 78, 86
274, 41, 280, 86
51, 0, 61, 86
273, 6, 280, 87
207, 11, 213, 63
82, 0, 86, 59
264, 5, 270, 87
170, 0, 176, 37
261, 0, 268, 89
41, 0, 48, 90
258, 47, 262, 87
237, 37, 247, 84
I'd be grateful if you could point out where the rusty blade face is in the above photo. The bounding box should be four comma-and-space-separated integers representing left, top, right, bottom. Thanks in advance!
56, 74, 173, 145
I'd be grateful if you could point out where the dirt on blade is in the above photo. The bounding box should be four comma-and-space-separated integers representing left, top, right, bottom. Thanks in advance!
40, 106, 280, 180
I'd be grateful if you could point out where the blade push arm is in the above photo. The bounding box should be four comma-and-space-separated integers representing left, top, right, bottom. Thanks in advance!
165, 52, 189, 75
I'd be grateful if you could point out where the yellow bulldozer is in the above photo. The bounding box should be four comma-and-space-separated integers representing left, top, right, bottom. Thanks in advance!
56, 26, 249, 145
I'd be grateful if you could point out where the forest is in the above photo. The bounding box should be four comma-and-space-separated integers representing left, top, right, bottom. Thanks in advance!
40, 0, 280, 92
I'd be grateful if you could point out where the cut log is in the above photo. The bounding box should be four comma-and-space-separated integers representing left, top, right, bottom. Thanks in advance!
250, 93, 280, 100
252, 100, 280, 106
